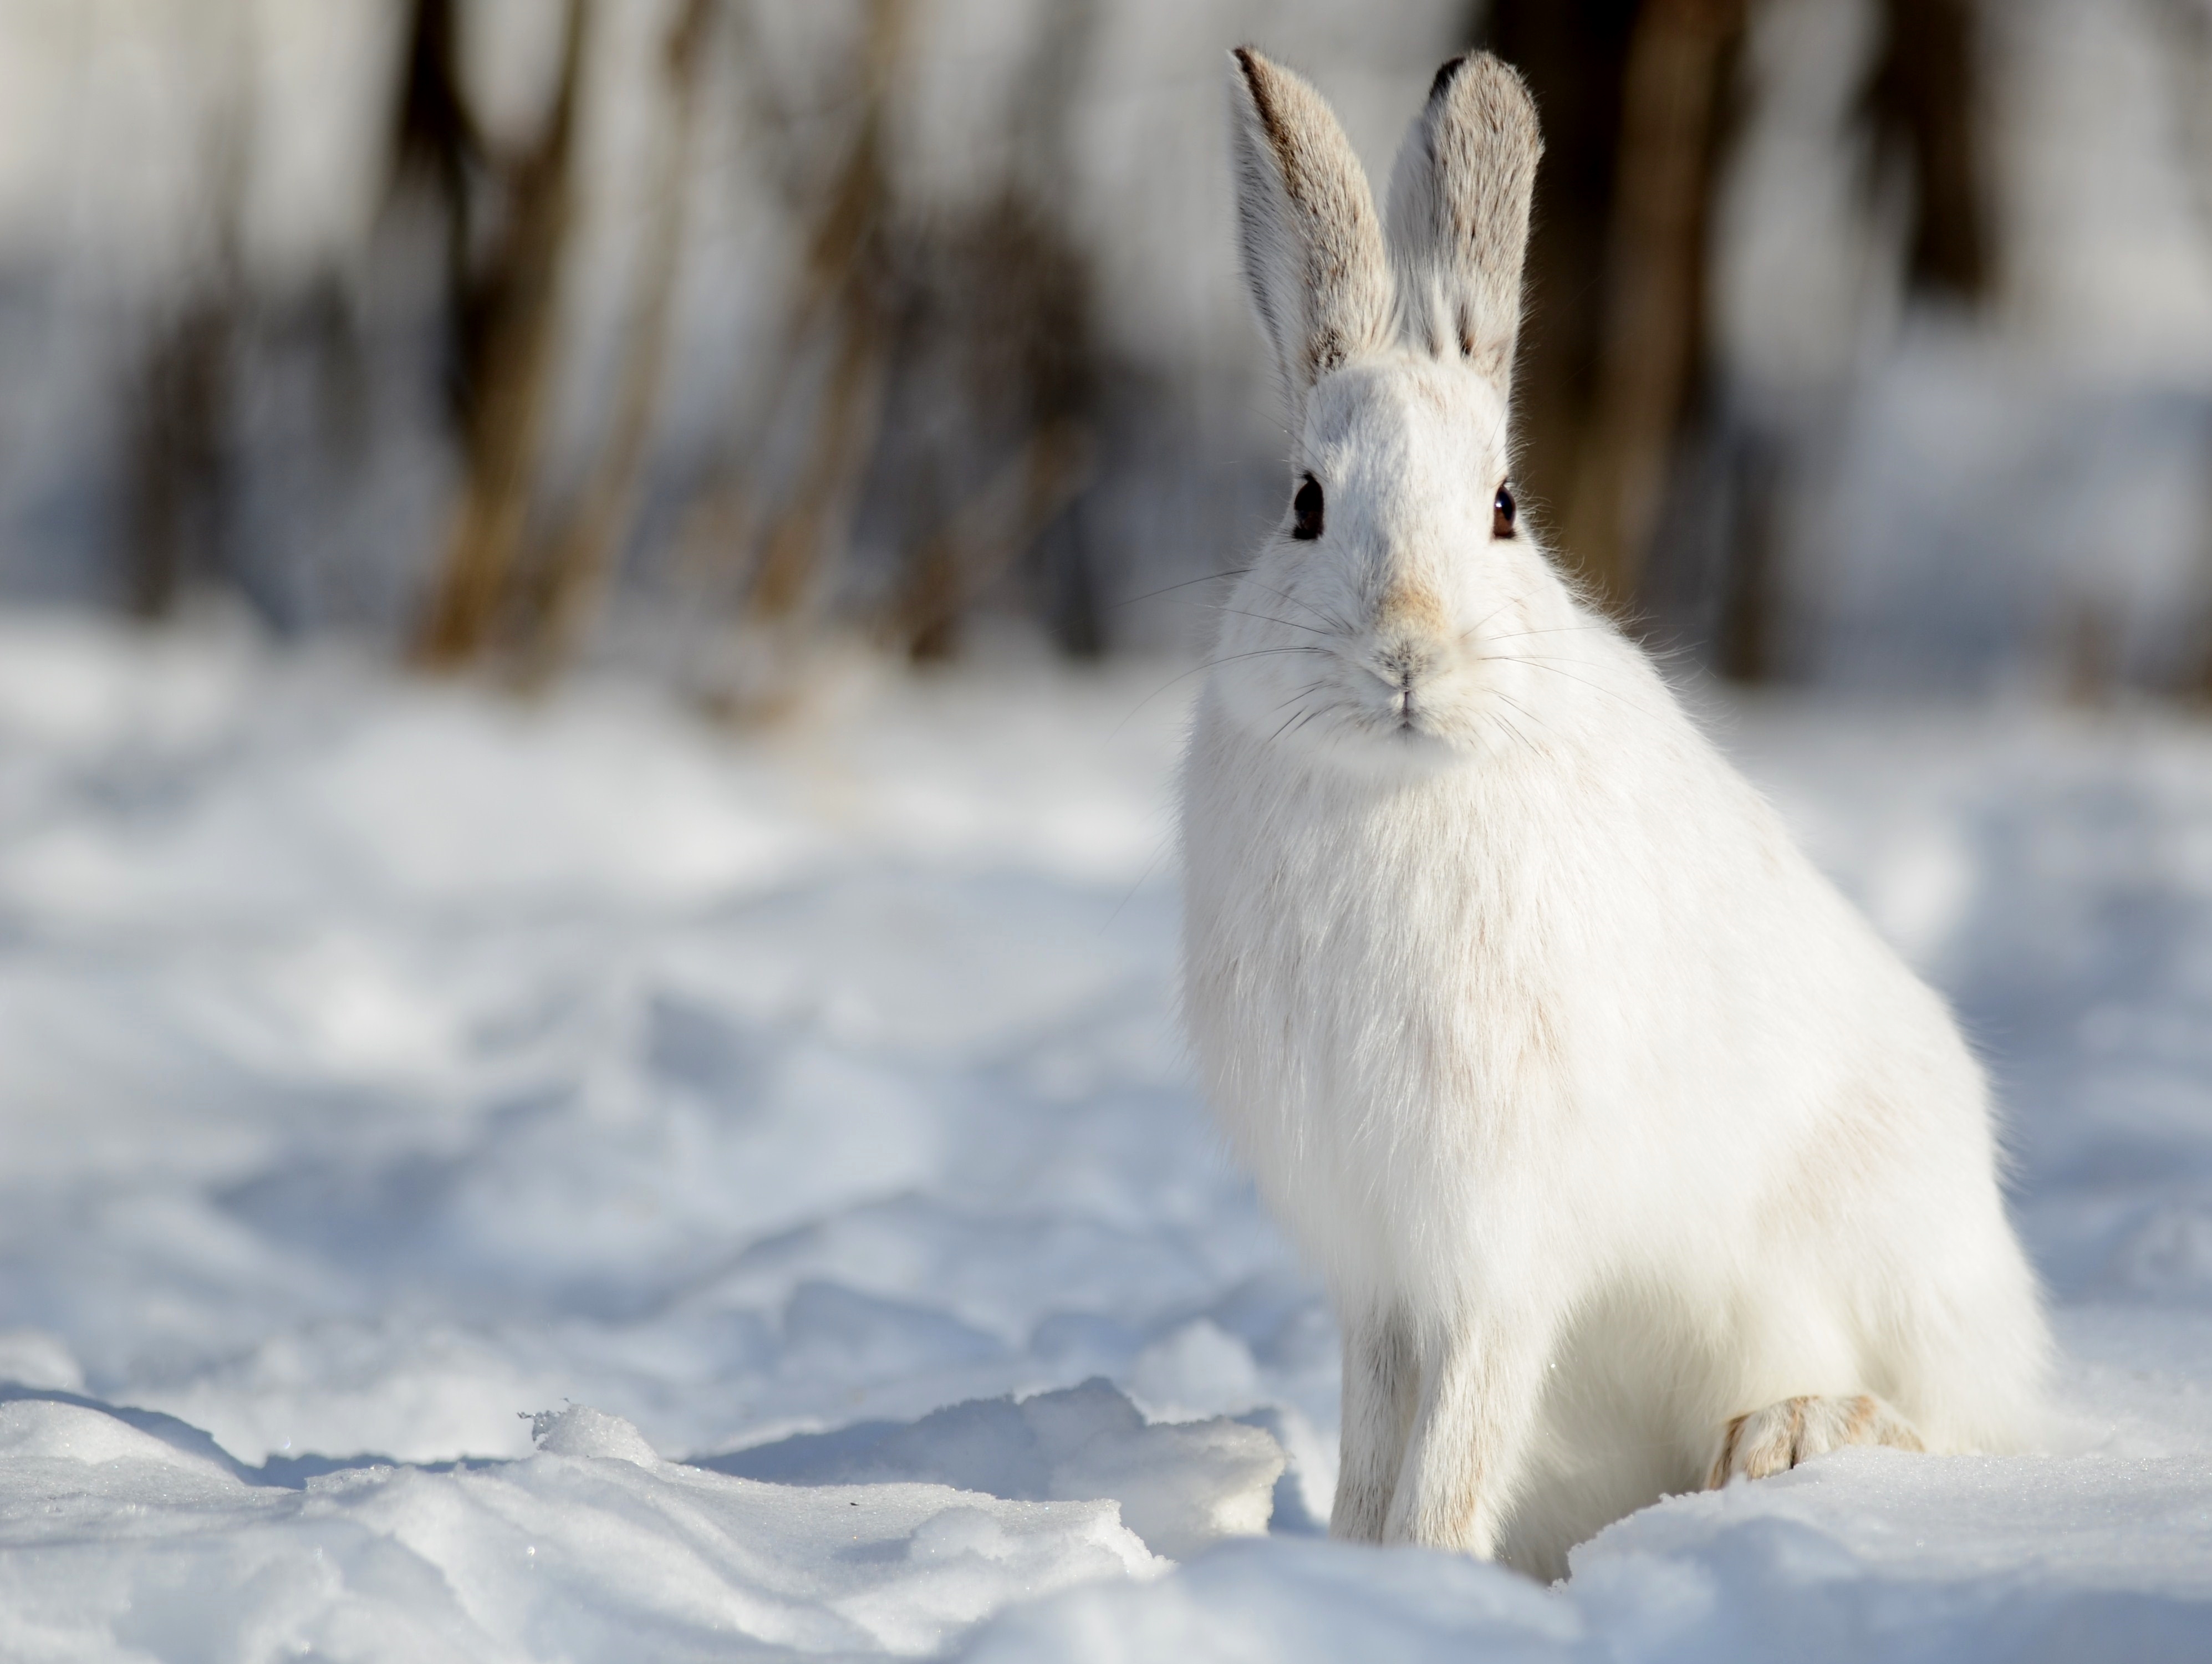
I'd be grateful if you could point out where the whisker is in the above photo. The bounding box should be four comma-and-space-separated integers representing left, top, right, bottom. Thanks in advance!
1108, 648, 1325, 738
1240, 578, 1353, 636
1488, 690, 1550, 752
1267, 676, 1329, 711
1207, 646, 1327, 668
1212, 607, 1336, 640
1486, 655, 1640, 712
1478, 624, 1613, 645
1483, 702, 1541, 757
1104, 830, 1174, 930
1503, 652, 1622, 668
1455, 594, 1528, 646
1257, 678, 1324, 724
1263, 679, 1332, 743
1110, 568, 1251, 610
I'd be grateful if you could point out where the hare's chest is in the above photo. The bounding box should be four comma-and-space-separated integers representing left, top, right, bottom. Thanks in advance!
1185, 775, 1559, 1288
1187, 763, 1541, 1134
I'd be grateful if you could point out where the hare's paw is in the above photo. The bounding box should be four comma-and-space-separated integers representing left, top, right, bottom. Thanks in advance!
1705, 1394, 1923, 1488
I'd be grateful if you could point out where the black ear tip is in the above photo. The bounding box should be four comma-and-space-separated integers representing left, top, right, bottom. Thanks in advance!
1428, 55, 1467, 103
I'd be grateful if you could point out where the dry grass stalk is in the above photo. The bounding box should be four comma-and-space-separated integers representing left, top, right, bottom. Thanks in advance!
741, 0, 904, 631
661, 0, 906, 718
898, 417, 1095, 660
677, 0, 1103, 702
519, 0, 717, 683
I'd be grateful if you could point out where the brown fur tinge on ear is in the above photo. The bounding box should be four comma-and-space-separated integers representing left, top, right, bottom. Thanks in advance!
1385, 52, 1542, 386
1228, 47, 1394, 405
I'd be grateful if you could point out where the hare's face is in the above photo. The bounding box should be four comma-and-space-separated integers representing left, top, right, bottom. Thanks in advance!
1211, 355, 1571, 774
1213, 49, 1555, 775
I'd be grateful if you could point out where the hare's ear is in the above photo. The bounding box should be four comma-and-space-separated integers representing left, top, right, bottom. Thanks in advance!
1228, 48, 1393, 411
1386, 53, 1541, 388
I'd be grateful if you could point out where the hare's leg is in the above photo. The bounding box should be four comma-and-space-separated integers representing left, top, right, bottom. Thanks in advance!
1705, 1394, 1923, 1488
1330, 1305, 1418, 1542
1382, 1316, 1548, 1555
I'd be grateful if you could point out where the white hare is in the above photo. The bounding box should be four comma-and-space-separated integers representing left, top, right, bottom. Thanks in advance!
1180, 48, 2049, 1579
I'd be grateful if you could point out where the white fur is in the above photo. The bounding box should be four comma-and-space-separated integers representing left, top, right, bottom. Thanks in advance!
1182, 50, 2049, 1580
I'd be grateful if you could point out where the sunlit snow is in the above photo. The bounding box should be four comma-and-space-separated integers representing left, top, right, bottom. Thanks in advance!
0, 611, 2208, 1660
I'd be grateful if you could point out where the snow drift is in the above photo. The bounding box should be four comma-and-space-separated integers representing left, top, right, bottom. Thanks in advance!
0, 611, 2208, 1658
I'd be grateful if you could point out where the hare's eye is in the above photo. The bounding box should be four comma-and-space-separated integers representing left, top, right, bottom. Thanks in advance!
1292, 474, 1324, 541
1492, 482, 1517, 539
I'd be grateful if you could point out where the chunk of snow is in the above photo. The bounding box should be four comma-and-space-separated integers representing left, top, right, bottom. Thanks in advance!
708, 1379, 1283, 1561
530, 1403, 661, 1464
0, 1392, 1161, 1660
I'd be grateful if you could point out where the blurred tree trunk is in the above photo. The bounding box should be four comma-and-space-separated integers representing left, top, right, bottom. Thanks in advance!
2147, 0, 2212, 696
1493, 0, 1747, 619
121, 52, 250, 622
1490, 0, 1992, 677
1711, 0, 1992, 682
1719, 0, 1989, 681
412, 0, 588, 670
1864, 0, 1990, 303
123, 293, 237, 619
1480, 0, 1639, 605
1571, 0, 1746, 617
389, 0, 478, 421
519, 0, 716, 683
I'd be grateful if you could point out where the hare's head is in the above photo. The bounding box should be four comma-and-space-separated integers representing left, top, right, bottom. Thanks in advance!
1212, 49, 1571, 775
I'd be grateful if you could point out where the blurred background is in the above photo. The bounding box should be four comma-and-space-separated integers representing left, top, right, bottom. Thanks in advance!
6, 12, 2212, 1638
3, 0, 2209, 700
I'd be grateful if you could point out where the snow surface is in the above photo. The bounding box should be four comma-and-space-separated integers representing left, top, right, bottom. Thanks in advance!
0, 610, 2210, 1660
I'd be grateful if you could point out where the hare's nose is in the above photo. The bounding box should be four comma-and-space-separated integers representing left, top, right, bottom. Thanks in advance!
1378, 642, 1424, 681
1374, 580, 1448, 639
1368, 637, 1435, 696
1367, 581, 1447, 696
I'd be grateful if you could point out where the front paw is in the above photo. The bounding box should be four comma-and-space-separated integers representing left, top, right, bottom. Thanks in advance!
1706, 1394, 1924, 1488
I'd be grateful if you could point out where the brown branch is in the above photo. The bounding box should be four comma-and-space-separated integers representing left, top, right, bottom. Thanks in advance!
413, 0, 588, 670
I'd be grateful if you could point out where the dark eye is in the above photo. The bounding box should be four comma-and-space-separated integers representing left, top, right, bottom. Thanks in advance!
1492, 482, 1516, 539
1292, 474, 1324, 540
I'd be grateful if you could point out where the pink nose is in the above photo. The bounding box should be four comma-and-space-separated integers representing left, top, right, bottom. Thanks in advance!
1369, 583, 1446, 691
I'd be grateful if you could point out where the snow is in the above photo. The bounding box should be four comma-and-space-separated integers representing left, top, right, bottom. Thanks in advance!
1, 609, 2210, 1658
0, 1393, 1160, 1661
706, 1378, 1283, 1561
